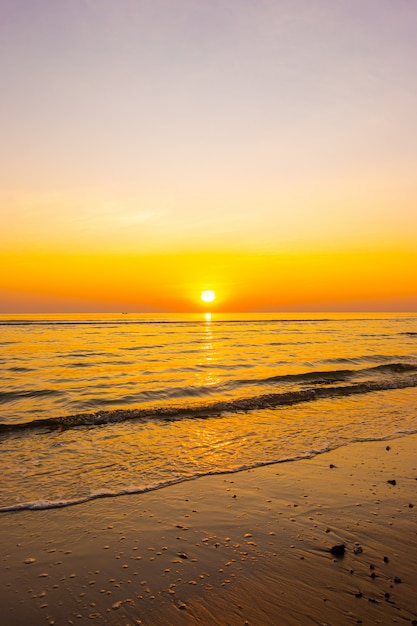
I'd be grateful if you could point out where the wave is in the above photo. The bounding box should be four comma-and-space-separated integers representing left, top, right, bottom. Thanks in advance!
1, 361, 415, 411
210, 361, 417, 390
0, 388, 63, 404
0, 318, 332, 327
140, 361, 417, 391
0, 445, 373, 512
24, 361, 416, 412
320, 354, 412, 365
3, 430, 417, 513
3, 316, 405, 328
260, 362, 417, 384
0, 458, 318, 512
1, 371, 416, 435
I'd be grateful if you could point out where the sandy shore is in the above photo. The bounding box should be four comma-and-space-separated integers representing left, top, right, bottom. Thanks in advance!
1, 434, 417, 626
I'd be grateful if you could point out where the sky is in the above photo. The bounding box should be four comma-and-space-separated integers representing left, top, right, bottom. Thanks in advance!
1, 0, 416, 312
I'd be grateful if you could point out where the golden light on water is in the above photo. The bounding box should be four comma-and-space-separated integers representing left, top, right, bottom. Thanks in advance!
201, 290, 216, 304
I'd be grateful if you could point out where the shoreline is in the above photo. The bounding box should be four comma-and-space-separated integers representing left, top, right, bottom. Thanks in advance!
1, 434, 417, 625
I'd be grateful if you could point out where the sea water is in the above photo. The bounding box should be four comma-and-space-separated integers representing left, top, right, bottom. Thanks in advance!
0, 313, 416, 511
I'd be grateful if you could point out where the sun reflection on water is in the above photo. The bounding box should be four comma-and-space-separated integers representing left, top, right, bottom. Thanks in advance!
198, 312, 220, 387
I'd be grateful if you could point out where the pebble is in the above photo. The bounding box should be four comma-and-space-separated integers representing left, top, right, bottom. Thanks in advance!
330, 544, 345, 556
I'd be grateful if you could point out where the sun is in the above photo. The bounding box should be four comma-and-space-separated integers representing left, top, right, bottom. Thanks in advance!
201, 290, 216, 303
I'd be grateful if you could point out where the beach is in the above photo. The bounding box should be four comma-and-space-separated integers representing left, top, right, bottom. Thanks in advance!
2, 433, 417, 625
3, 1, 417, 622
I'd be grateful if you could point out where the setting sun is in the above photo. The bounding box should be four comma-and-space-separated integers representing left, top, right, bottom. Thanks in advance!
201, 290, 216, 304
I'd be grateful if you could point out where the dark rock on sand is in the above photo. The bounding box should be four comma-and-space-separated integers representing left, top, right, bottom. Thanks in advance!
387, 479, 396, 486
330, 544, 345, 556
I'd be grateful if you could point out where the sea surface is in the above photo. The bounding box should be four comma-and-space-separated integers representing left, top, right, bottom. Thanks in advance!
0, 312, 416, 512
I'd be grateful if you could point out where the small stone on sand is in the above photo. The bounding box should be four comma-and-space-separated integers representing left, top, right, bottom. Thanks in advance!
330, 544, 345, 556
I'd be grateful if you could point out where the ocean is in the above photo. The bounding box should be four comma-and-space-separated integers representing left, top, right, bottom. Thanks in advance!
0, 312, 416, 512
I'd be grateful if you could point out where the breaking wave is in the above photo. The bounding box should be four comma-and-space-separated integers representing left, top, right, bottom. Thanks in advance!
1, 366, 416, 435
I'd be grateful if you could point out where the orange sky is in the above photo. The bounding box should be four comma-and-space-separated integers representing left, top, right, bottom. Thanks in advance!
1, 249, 416, 313
1, 1, 416, 312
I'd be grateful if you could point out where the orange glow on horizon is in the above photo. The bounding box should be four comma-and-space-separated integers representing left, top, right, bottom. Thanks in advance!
0, 248, 416, 313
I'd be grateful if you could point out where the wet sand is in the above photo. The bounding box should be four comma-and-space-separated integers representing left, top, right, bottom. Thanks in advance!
1, 434, 417, 625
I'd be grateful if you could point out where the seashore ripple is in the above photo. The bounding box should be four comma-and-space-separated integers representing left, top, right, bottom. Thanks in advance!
0, 387, 416, 512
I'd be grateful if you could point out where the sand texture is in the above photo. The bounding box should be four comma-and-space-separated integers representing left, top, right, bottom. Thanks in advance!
1, 435, 417, 625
